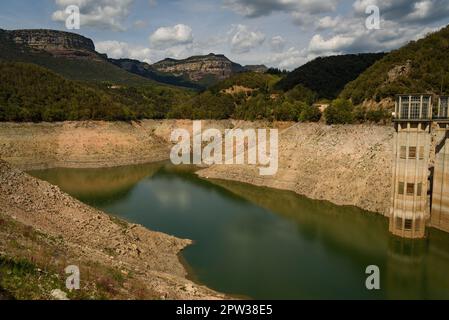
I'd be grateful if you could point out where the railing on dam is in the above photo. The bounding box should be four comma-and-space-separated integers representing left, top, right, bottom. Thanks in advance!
394, 95, 449, 121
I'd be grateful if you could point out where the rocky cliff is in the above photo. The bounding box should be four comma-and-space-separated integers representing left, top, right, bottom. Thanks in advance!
152, 53, 245, 85
6, 29, 95, 53
109, 58, 204, 90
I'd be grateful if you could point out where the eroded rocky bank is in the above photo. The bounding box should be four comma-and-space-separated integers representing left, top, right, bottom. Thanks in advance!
0, 159, 225, 299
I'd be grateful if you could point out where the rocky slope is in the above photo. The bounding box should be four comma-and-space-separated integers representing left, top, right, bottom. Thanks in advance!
198, 123, 395, 215
340, 25, 449, 105
0, 159, 225, 299
152, 54, 245, 85
109, 58, 203, 90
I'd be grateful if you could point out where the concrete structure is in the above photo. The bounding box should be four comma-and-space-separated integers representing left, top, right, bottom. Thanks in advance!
430, 96, 449, 233
390, 95, 449, 238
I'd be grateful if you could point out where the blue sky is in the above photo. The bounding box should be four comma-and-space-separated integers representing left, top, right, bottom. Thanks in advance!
1, 0, 449, 70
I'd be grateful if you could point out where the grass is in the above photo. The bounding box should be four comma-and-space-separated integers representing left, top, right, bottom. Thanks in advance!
0, 211, 161, 300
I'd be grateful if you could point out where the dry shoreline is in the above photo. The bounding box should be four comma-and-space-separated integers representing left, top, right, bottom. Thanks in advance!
0, 120, 394, 214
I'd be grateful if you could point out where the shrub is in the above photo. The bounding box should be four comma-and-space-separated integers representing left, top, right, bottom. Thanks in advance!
299, 105, 322, 122
325, 99, 354, 124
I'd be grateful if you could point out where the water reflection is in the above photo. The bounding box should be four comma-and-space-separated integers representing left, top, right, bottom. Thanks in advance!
29, 163, 449, 299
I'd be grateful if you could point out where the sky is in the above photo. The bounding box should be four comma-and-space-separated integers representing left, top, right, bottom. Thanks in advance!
1, 0, 449, 70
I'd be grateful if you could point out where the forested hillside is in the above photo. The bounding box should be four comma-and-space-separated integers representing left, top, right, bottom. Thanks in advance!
0, 63, 191, 121
276, 53, 385, 99
341, 25, 449, 104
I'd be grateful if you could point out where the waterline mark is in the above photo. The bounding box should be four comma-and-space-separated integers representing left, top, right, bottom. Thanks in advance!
170, 121, 279, 176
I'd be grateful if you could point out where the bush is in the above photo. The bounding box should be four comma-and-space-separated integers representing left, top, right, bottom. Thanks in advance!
299, 105, 322, 122
366, 108, 391, 123
325, 99, 354, 124
274, 101, 297, 121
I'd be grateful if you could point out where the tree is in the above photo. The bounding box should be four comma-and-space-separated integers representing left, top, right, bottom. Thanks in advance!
299, 105, 322, 122
325, 99, 354, 124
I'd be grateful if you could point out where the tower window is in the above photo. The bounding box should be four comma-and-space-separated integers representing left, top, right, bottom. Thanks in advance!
404, 219, 413, 230
407, 183, 415, 195
398, 182, 405, 195
409, 147, 417, 159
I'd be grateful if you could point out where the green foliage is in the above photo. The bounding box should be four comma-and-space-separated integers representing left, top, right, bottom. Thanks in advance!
210, 72, 280, 93
341, 25, 449, 104
266, 68, 288, 76
353, 106, 391, 123
299, 105, 322, 122
276, 53, 385, 99
273, 101, 298, 121
325, 99, 354, 124
168, 91, 235, 120
285, 85, 317, 106
0, 62, 190, 122
234, 93, 275, 121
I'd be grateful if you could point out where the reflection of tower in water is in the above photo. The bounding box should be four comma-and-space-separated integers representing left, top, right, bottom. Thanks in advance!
385, 237, 428, 299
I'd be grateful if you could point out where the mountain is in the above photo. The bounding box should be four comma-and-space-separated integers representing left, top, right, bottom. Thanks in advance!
152, 53, 246, 87
243, 65, 269, 73
0, 29, 151, 85
275, 53, 386, 99
108, 58, 204, 90
341, 25, 449, 105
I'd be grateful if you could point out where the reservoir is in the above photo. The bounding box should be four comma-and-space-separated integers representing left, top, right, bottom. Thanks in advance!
30, 162, 449, 299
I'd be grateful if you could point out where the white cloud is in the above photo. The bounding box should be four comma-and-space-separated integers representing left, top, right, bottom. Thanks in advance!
306, 14, 446, 57
265, 47, 309, 70
229, 24, 265, 54
316, 16, 342, 30
96, 40, 153, 64
224, 0, 339, 26
223, 0, 338, 17
134, 20, 148, 29
270, 36, 286, 52
52, 0, 133, 31
150, 24, 194, 49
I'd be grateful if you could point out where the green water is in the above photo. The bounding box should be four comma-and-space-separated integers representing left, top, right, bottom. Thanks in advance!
30, 162, 449, 300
